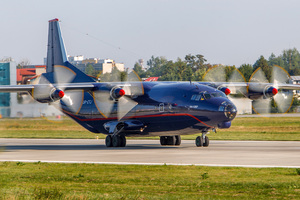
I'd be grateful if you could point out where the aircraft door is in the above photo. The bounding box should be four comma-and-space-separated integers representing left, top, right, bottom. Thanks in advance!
159, 103, 164, 112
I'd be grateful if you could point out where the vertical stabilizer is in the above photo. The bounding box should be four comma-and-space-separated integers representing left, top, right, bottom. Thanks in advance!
46, 18, 68, 73
45, 19, 94, 83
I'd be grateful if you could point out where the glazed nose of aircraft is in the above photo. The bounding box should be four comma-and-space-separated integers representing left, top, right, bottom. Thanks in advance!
224, 103, 237, 120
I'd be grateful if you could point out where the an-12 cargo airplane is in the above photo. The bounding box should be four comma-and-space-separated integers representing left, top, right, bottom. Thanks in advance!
0, 19, 299, 148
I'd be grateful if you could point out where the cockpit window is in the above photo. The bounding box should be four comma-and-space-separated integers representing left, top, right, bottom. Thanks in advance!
195, 95, 201, 101
211, 92, 227, 98
191, 91, 227, 101
204, 94, 211, 99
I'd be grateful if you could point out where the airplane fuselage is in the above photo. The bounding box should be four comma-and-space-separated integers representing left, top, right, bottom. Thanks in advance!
61, 81, 237, 137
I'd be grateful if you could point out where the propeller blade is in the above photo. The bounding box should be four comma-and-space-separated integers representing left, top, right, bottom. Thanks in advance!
61, 90, 84, 114
271, 65, 293, 113
271, 65, 289, 85
274, 90, 293, 113
250, 68, 269, 83
31, 75, 54, 100
54, 65, 76, 85
252, 98, 271, 116
118, 96, 138, 120
203, 65, 226, 82
93, 90, 114, 118
228, 69, 247, 97
125, 71, 144, 96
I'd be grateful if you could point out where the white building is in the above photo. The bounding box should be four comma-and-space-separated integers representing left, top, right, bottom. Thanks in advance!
67, 55, 84, 64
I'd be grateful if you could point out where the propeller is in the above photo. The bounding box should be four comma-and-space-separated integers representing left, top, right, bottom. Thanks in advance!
249, 65, 293, 115
31, 65, 84, 122
203, 65, 251, 114
93, 70, 144, 120
203, 65, 247, 97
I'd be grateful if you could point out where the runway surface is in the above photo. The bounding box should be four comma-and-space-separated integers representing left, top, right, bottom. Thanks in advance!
0, 139, 299, 168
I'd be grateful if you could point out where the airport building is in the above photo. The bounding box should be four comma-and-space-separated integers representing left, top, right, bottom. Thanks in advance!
0, 61, 16, 117
67, 55, 125, 74
0, 62, 61, 118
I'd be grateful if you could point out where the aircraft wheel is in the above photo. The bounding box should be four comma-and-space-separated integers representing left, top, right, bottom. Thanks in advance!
160, 136, 167, 145
120, 135, 126, 147
167, 136, 176, 145
203, 136, 209, 147
175, 135, 181, 146
195, 136, 203, 147
112, 135, 121, 147
105, 135, 113, 147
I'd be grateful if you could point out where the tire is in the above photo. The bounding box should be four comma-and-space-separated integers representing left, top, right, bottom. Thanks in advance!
167, 136, 176, 145
160, 136, 167, 145
105, 135, 113, 147
120, 135, 126, 147
203, 136, 209, 147
175, 135, 181, 146
112, 135, 121, 147
195, 136, 203, 147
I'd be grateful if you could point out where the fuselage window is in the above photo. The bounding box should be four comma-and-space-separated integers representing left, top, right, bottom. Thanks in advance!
191, 95, 197, 100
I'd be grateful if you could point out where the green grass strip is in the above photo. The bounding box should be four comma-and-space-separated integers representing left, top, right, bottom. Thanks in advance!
0, 117, 300, 141
0, 162, 299, 199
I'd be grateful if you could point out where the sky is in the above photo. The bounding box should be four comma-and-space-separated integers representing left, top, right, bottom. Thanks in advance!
0, 0, 300, 68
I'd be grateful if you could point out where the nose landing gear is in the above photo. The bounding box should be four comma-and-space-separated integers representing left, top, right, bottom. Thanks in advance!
196, 131, 209, 147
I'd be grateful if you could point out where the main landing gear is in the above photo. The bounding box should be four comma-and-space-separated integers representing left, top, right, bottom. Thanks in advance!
160, 135, 181, 146
195, 131, 209, 147
105, 135, 126, 147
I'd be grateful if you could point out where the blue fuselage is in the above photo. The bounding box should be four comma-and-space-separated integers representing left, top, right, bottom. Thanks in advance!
61, 82, 237, 137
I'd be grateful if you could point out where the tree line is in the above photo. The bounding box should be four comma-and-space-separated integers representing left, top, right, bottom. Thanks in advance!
132, 48, 300, 82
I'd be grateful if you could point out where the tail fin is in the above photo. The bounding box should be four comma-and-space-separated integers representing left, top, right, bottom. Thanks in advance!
46, 18, 94, 83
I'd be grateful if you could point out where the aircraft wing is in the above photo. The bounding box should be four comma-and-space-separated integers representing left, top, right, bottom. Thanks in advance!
200, 82, 300, 91
0, 85, 34, 92
0, 82, 143, 93
276, 83, 300, 90
0, 83, 96, 93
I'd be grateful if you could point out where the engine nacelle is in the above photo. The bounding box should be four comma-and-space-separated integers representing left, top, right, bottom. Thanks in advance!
247, 84, 278, 100
31, 85, 64, 103
218, 87, 231, 95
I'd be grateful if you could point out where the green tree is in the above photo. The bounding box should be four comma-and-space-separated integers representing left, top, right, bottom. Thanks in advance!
133, 62, 144, 77
85, 64, 95, 76
238, 64, 253, 82
146, 56, 168, 77
253, 56, 271, 82
194, 68, 207, 81
281, 48, 300, 74
185, 54, 207, 70
225, 66, 236, 82
100, 67, 121, 82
